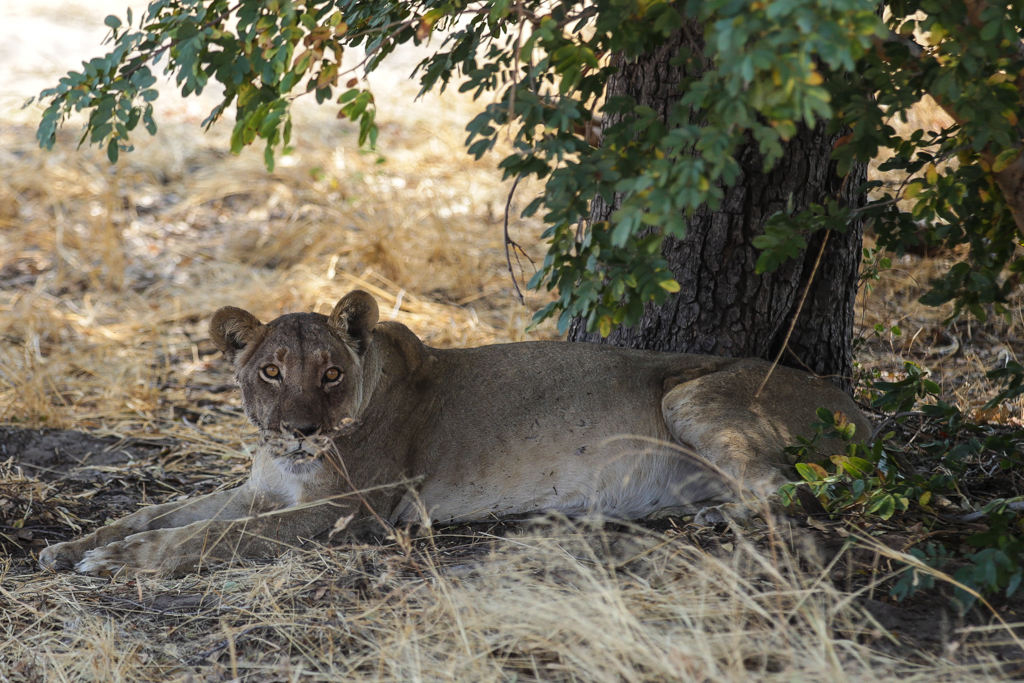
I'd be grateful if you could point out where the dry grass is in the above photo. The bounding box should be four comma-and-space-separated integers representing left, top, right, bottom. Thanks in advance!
2, 3, 1024, 681
3, 518, 1017, 682
0, 95, 554, 429
855, 249, 1024, 424
855, 95, 1024, 423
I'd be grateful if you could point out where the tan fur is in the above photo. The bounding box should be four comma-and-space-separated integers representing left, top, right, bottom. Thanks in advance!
39, 290, 870, 576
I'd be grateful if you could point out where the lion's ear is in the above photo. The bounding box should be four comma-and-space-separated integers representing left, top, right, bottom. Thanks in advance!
329, 290, 379, 351
210, 307, 264, 362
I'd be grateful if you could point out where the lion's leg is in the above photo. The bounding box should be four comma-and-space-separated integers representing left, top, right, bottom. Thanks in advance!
661, 379, 793, 500
662, 358, 869, 523
661, 382, 791, 524
39, 484, 266, 571
73, 497, 355, 576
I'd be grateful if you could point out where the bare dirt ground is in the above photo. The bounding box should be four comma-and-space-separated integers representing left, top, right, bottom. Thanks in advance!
1, 2, 1024, 681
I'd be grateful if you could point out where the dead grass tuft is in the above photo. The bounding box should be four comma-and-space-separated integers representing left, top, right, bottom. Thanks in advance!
3, 519, 1016, 682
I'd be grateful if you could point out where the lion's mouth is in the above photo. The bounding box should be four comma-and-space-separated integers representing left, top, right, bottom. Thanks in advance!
260, 434, 334, 463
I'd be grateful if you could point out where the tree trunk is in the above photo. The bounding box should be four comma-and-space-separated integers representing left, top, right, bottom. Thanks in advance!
568, 25, 865, 393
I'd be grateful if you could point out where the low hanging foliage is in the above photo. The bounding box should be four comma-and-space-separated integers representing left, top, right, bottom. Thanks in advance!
30, 0, 1023, 338
783, 359, 1024, 611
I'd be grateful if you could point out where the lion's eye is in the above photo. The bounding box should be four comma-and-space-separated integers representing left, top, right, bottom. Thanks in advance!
324, 367, 341, 383
261, 364, 281, 380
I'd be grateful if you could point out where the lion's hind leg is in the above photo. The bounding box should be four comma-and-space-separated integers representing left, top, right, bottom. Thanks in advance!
661, 358, 870, 523
660, 381, 790, 525
659, 360, 819, 499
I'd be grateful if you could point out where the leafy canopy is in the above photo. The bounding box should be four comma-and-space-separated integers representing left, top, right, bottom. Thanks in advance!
32, 0, 1024, 339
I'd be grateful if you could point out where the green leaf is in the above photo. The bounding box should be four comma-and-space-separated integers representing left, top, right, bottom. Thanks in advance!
868, 494, 896, 520
992, 148, 1021, 173
1007, 569, 1023, 598
658, 279, 680, 293
841, 456, 874, 478
795, 462, 822, 482
264, 142, 275, 172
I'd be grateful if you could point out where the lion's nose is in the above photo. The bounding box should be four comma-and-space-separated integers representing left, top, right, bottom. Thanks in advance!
286, 423, 320, 437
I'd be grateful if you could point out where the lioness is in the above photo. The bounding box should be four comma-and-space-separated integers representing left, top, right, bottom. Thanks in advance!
40, 290, 869, 576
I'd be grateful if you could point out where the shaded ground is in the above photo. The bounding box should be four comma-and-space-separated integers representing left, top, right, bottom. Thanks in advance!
0, 427, 163, 479
0, 428, 243, 556
3, 426, 1024, 674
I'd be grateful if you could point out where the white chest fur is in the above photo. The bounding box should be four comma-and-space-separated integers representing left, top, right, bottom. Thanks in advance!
249, 449, 320, 507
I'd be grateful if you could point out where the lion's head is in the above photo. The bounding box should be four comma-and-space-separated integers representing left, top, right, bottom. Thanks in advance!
209, 290, 379, 460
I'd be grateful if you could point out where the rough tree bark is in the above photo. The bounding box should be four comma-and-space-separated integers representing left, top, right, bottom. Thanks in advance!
568, 24, 866, 393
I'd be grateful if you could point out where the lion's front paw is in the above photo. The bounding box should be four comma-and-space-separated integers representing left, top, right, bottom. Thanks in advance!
693, 501, 762, 527
39, 541, 84, 572
693, 504, 729, 526
75, 532, 177, 576
693, 496, 786, 527
75, 539, 140, 575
